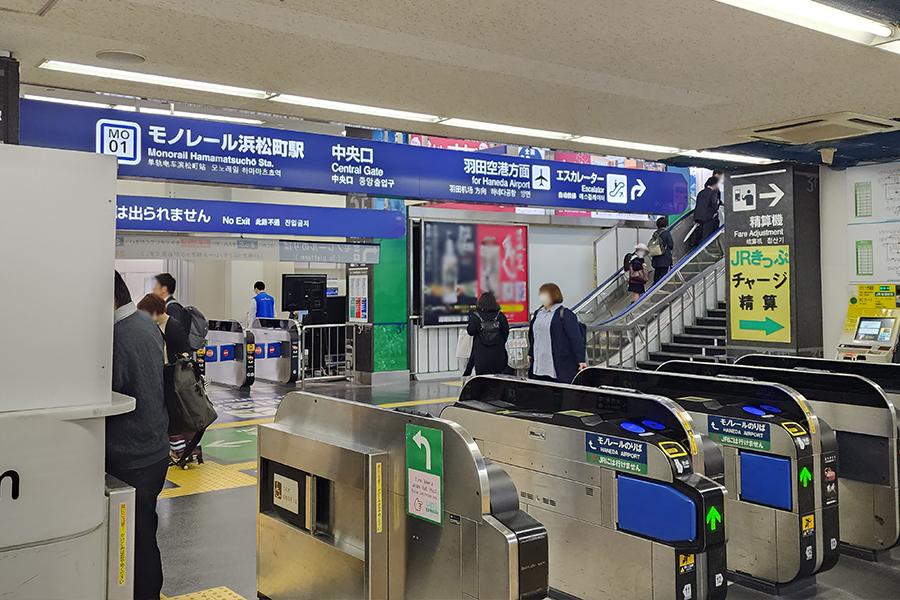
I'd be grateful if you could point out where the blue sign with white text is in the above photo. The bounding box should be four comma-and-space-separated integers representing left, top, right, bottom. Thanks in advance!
116, 195, 405, 238
21, 100, 688, 214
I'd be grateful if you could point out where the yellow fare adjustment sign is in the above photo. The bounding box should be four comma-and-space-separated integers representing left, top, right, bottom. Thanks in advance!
729, 245, 791, 344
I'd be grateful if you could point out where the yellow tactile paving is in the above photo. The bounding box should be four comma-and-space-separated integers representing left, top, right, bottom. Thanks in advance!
207, 417, 274, 430
379, 396, 457, 408
159, 461, 256, 499
226, 461, 258, 471
163, 586, 247, 600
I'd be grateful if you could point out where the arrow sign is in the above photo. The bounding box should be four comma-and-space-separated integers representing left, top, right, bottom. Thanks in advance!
206, 439, 253, 449
739, 317, 784, 336
413, 430, 432, 471
759, 183, 784, 207
706, 506, 723, 531
631, 178, 647, 200
800, 467, 812, 488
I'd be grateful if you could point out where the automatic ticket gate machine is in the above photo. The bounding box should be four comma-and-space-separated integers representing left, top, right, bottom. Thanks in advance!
442, 376, 728, 600
249, 318, 300, 386
573, 367, 840, 591
205, 320, 255, 389
711, 355, 900, 560
257, 391, 549, 600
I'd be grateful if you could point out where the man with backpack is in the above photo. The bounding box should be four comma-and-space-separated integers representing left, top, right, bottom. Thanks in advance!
648, 216, 675, 284
463, 292, 510, 376
153, 273, 208, 351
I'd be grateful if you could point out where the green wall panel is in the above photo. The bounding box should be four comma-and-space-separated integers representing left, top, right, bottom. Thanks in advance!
373, 235, 408, 372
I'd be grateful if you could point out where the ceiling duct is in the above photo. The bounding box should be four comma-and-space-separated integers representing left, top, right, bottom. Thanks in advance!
729, 112, 900, 144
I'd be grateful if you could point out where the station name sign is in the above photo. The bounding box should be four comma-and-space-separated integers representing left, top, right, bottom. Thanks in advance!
21, 99, 688, 215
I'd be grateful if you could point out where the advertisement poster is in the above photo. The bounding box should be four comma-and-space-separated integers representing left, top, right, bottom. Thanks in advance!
422, 221, 528, 326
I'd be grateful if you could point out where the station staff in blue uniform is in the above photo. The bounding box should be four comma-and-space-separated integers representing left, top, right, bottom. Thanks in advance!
249, 281, 276, 323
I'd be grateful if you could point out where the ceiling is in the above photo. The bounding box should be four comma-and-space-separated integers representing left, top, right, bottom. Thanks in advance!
3, 0, 900, 161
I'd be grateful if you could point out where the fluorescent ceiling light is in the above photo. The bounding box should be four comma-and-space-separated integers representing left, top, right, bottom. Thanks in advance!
440, 118, 573, 141
713, 0, 892, 43
272, 93, 440, 123
39, 60, 268, 99
137, 106, 263, 125
571, 135, 680, 155
680, 150, 776, 165
22, 94, 110, 109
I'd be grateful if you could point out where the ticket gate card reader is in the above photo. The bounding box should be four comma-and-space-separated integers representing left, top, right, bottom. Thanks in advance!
206, 320, 255, 389
250, 318, 299, 386
258, 391, 549, 600
443, 376, 728, 600
574, 366, 840, 591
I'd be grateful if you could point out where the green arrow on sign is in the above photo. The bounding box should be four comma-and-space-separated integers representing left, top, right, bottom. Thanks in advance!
706, 506, 723, 531
739, 317, 784, 336
800, 467, 812, 488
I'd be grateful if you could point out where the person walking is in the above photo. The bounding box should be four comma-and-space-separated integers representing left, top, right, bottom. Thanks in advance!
649, 216, 675, 284
137, 293, 191, 366
694, 177, 721, 242
109, 272, 169, 600
153, 272, 191, 335
628, 244, 650, 303
527, 283, 587, 384
463, 292, 510, 376
248, 280, 276, 323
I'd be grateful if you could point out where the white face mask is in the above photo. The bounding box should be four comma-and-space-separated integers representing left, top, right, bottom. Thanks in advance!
636, 251, 646, 258
539, 292, 552, 307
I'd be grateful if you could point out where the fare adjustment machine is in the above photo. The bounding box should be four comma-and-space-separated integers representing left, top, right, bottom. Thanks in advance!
443, 376, 728, 600
257, 392, 549, 600
836, 284, 900, 361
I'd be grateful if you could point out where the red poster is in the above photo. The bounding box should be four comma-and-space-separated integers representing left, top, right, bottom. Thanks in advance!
475, 224, 529, 325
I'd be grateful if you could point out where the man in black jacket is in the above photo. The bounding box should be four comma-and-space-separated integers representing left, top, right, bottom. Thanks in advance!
153, 272, 191, 335
650, 216, 675, 283
694, 176, 721, 241
110, 271, 169, 600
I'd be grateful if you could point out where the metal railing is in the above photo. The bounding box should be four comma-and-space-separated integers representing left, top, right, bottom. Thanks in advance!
298, 323, 358, 387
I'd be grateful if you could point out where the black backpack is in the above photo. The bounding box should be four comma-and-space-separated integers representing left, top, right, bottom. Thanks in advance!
623, 252, 633, 272
475, 311, 502, 346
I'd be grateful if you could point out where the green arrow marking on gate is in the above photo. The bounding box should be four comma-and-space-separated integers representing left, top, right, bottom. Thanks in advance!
800, 467, 812, 488
706, 506, 722, 531
738, 317, 784, 336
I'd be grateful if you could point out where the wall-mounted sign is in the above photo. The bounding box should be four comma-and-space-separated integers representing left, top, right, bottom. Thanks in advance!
115, 195, 405, 238
421, 221, 529, 326
279, 241, 380, 264
22, 100, 688, 214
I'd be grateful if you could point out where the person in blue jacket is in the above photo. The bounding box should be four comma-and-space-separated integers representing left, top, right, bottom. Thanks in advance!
527, 283, 587, 384
249, 281, 276, 323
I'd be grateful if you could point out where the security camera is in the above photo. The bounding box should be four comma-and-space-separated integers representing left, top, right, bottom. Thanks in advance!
819, 147, 837, 165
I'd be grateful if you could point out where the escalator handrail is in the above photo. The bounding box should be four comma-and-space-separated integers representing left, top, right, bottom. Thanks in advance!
572, 211, 698, 312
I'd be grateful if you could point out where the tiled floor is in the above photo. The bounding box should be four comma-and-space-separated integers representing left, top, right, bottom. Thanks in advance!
158, 376, 900, 600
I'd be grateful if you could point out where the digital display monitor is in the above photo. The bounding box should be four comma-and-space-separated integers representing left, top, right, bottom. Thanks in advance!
854, 317, 896, 343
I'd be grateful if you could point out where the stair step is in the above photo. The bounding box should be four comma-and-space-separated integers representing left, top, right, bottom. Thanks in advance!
718, 301, 726, 310
696, 317, 726, 327
661, 343, 728, 356
685, 325, 727, 336
673, 334, 726, 346
707, 309, 726, 318
638, 360, 664, 370
649, 351, 720, 363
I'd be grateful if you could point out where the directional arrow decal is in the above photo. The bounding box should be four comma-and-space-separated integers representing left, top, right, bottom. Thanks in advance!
206, 439, 254, 449
739, 317, 784, 336
631, 179, 647, 200
759, 183, 785, 207
706, 506, 723, 531
800, 467, 812, 488
413, 430, 432, 471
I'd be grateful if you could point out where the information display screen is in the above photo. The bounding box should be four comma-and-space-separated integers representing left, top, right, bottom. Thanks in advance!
421, 221, 528, 327
854, 317, 896, 342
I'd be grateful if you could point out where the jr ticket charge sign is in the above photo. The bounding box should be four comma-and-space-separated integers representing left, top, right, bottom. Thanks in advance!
729, 245, 791, 344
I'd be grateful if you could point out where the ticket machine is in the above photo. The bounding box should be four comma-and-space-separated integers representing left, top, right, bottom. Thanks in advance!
836, 284, 900, 362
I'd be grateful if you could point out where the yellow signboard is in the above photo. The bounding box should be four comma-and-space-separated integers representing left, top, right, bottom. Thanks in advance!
729, 245, 791, 343
843, 284, 899, 332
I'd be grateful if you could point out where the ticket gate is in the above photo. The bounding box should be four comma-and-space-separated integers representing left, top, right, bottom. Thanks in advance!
205, 319, 255, 389
442, 376, 728, 600
249, 318, 300, 386
573, 366, 840, 591
257, 391, 549, 600
688, 356, 900, 560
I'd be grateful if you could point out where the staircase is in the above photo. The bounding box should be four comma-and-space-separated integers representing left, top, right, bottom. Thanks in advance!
637, 301, 729, 369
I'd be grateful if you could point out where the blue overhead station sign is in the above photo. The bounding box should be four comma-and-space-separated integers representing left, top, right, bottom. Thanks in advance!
116, 195, 406, 238
21, 100, 688, 214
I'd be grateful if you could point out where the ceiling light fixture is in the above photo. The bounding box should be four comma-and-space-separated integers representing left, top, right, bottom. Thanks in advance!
680, 150, 776, 165
271, 93, 440, 123
440, 118, 573, 141
713, 0, 892, 44
22, 94, 111, 109
571, 135, 681, 155
136, 106, 264, 125
39, 60, 269, 99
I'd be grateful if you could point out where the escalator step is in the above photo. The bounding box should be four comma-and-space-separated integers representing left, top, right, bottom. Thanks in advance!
638, 360, 664, 370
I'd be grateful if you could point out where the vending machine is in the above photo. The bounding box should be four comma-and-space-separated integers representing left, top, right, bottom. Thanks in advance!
836, 284, 900, 362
